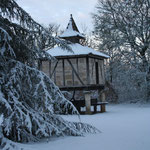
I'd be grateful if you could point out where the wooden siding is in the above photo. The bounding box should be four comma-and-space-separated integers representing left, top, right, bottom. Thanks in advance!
40, 56, 105, 89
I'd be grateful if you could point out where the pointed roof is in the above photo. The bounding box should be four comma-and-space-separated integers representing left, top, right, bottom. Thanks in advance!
66, 14, 79, 32
59, 14, 85, 39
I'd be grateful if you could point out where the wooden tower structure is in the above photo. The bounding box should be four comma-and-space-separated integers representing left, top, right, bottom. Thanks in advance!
39, 15, 109, 114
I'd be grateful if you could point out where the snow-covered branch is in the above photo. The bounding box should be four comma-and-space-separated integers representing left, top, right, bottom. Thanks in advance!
92, 0, 150, 102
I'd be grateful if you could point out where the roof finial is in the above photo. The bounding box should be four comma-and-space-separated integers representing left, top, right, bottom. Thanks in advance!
70, 14, 73, 18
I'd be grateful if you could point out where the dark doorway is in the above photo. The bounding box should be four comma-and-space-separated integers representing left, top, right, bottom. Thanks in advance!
95, 62, 99, 84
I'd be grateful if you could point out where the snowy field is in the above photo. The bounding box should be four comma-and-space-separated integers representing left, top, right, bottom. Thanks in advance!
19, 104, 150, 150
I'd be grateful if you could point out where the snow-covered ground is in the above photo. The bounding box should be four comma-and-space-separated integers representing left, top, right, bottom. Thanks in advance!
20, 104, 150, 150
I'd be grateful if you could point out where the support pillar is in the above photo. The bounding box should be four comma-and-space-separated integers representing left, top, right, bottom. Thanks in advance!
101, 92, 106, 112
84, 91, 91, 114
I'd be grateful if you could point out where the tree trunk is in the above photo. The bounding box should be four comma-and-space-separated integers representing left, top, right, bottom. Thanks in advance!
141, 54, 150, 101
146, 67, 150, 101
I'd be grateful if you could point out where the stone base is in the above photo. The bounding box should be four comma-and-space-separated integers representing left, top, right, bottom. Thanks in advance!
84, 91, 92, 114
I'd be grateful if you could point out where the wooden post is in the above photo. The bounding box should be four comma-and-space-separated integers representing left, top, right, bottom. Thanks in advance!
38, 60, 42, 71
54, 68, 56, 84
84, 91, 91, 114
102, 60, 105, 84
99, 60, 103, 84
86, 57, 90, 85
76, 58, 79, 73
62, 59, 65, 86
49, 60, 51, 78
72, 60, 75, 86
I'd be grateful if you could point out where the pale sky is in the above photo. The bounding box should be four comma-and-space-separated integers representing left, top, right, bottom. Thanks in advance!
17, 0, 98, 31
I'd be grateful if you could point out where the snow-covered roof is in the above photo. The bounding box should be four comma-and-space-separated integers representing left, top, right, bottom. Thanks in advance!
47, 43, 109, 58
59, 29, 85, 38
59, 14, 85, 39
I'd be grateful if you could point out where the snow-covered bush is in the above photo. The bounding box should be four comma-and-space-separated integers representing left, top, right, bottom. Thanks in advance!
1, 115, 20, 150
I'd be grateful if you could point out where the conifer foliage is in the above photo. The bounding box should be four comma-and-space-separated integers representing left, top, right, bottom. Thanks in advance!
0, 0, 98, 149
